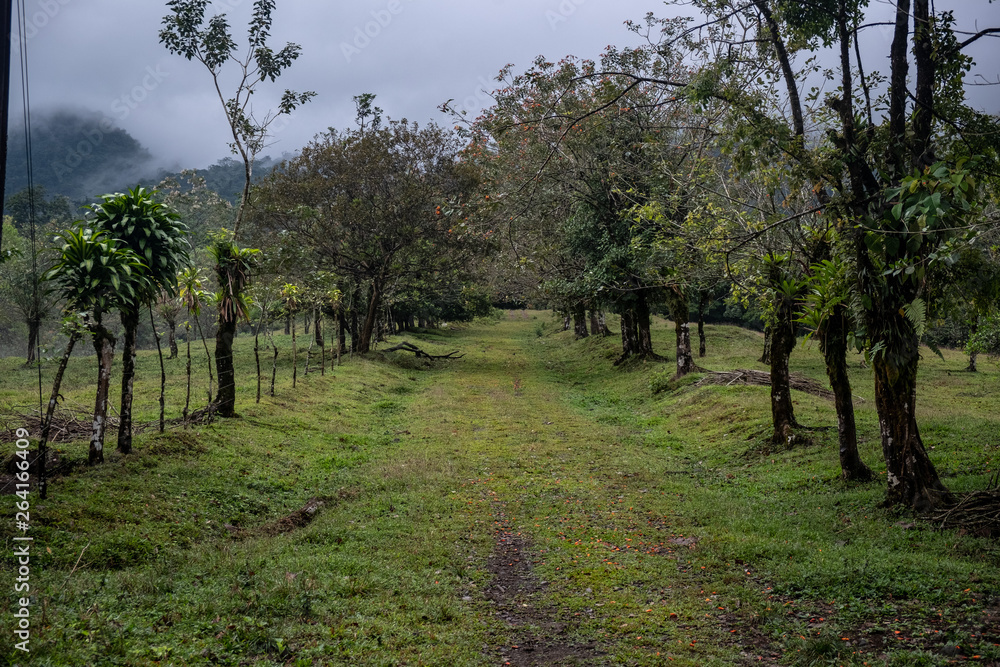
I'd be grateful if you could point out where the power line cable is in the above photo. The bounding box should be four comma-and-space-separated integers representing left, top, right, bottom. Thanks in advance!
15, 0, 46, 497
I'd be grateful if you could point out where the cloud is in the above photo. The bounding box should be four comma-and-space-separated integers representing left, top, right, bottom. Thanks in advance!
9, 0, 998, 180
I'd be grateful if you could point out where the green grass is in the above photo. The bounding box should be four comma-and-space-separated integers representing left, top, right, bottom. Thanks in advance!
1, 313, 998, 665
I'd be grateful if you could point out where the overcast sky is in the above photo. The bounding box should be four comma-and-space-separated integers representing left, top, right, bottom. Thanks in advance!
9, 0, 1000, 172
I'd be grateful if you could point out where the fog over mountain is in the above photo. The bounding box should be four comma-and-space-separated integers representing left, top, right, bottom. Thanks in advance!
2, 108, 288, 220
5, 108, 157, 203
4, 1, 996, 209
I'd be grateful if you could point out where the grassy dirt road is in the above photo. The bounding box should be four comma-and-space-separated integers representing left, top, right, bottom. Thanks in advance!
2, 312, 998, 665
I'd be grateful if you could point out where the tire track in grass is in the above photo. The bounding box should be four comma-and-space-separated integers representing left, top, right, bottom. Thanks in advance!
405, 315, 754, 665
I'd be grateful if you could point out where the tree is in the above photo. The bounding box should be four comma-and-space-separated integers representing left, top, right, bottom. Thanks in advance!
156, 170, 237, 246
155, 290, 183, 359
45, 227, 149, 464
161, 0, 310, 418
248, 277, 281, 402
466, 52, 693, 365
254, 115, 480, 355
208, 232, 258, 417
927, 232, 1000, 372
638, 0, 998, 507
281, 282, 300, 387
800, 253, 873, 481
178, 267, 212, 420
86, 187, 190, 454
159, 0, 314, 235
0, 219, 53, 363
36, 313, 89, 497
4, 186, 72, 230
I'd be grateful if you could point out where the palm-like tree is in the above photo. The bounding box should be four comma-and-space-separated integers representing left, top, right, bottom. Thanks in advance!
155, 291, 183, 359
45, 226, 149, 464
86, 186, 190, 454
208, 232, 258, 417
178, 266, 212, 420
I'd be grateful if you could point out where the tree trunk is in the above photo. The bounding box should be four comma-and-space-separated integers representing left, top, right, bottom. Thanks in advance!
195, 315, 214, 405
320, 311, 326, 376
619, 308, 639, 359
669, 291, 695, 377
337, 308, 347, 360
759, 326, 772, 365
615, 292, 660, 364
676, 320, 694, 376
358, 283, 381, 354
821, 307, 872, 481
270, 332, 278, 397
303, 311, 310, 335
636, 296, 654, 355
597, 310, 611, 336
304, 319, 314, 376
167, 319, 178, 359
967, 316, 979, 372
314, 309, 322, 346
215, 316, 237, 418
254, 311, 265, 404
911, 0, 935, 168
183, 323, 192, 421
284, 310, 291, 335
697, 291, 709, 358
39, 331, 80, 497
89, 324, 116, 465
589, 309, 600, 336
562, 314, 571, 331
26, 317, 40, 364
291, 309, 298, 388
349, 290, 360, 352
769, 298, 798, 446
573, 304, 589, 338
149, 305, 166, 434
871, 333, 952, 509
117, 306, 140, 454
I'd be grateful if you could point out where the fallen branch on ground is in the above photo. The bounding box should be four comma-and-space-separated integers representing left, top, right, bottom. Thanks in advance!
383, 341, 464, 360
930, 482, 1000, 537
695, 369, 851, 402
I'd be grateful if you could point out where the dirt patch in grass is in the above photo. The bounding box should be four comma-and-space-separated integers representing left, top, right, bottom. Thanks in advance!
260, 496, 326, 536
486, 502, 606, 666
228, 496, 328, 538
232, 488, 361, 538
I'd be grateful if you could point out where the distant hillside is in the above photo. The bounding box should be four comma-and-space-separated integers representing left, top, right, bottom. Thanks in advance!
3, 108, 288, 218
153, 155, 284, 206
4, 108, 157, 204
